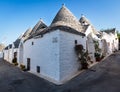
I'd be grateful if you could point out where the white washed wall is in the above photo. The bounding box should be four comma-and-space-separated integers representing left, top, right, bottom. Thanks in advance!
113, 33, 119, 51
24, 30, 60, 81
8, 48, 13, 63
24, 29, 86, 83
85, 25, 91, 36
59, 30, 86, 81
0, 52, 3, 58
3, 50, 8, 61
85, 26, 96, 62
114, 39, 119, 50
102, 33, 113, 54
18, 42, 24, 64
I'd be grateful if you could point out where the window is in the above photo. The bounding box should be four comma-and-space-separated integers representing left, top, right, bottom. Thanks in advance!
36, 66, 40, 73
32, 42, 34, 45
75, 40, 77, 44
41, 26, 45, 29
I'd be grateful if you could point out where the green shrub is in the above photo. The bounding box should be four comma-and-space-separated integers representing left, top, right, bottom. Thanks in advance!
20, 64, 26, 71
14, 62, 18, 66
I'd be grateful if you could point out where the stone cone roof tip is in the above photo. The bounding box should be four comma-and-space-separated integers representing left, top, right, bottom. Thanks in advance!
50, 5, 83, 32
79, 15, 91, 25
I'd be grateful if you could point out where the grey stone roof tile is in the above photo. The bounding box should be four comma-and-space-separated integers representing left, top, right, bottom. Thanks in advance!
50, 5, 84, 33
13, 39, 21, 48
30, 19, 47, 36
26, 6, 86, 41
36, 25, 85, 37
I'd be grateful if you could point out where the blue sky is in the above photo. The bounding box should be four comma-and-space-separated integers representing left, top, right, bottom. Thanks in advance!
0, 0, 120, 45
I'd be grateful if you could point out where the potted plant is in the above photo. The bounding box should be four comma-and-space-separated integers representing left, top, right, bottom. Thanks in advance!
12, 57, 18, 66
94, 52, 101, 61
20, 64, 26, 71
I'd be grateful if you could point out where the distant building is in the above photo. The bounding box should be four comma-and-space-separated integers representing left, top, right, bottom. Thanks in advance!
101, 28, 119, 55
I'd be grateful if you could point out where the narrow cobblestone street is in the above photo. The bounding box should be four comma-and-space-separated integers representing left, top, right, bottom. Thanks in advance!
0, 51, 120, 92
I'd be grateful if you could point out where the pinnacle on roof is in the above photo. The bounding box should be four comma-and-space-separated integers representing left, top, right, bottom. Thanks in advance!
31, 19, 47, 35
79, 14, 90, 25
79, 15, 99, 34
50, 5, 83, 32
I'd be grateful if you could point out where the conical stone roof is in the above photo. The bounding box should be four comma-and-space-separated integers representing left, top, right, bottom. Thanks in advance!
13, 28, 32, 48
50, 5, 83, 32
31, 19, 47, 35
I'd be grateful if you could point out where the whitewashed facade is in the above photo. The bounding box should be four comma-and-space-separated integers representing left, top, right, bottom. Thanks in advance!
101, 29, 119, 55
0, 52, 3, 58
23, 29, 86, 84
3, 46, 8, 61
3, 44, 14, 63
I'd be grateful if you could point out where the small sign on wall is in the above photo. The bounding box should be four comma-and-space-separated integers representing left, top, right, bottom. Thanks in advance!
52, 37, 58, 43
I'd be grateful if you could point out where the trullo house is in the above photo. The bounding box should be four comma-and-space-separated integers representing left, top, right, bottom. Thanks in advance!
23, 5, 87, 84
79, 15, 101, 62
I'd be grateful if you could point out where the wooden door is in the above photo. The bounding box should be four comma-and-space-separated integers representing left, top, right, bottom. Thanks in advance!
27, 58, 30, 70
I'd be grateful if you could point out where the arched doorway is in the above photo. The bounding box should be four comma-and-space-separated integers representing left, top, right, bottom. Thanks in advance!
19, 43, 24, 64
